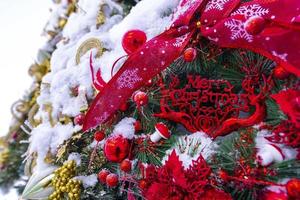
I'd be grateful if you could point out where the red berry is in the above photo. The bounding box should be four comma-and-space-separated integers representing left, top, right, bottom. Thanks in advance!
119, 102, 129, 112
134, 120, 142, 132
104, 136, 130, 162
218, 170, 229, 182
245, 16, 266, 35
286, 179, 300, 198
94, 131, 105, 142
183, 47, 197, 62
98, 169, 110, 183
120, 159, 132, 172
133, 91, 148, 107
106, 173, 119, 187
139, 179, 148, 190
74, 113, 85, 125
273, 65, 290, 80
145, 79, 153, 87
122, 30, 147, 54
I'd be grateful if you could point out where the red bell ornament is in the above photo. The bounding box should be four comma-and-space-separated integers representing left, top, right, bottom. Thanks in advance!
286, 178, 300, 199
244, 16, 266, 35
133, 91, 148, 107
106, 173, 119, 187
104, 135, 130, 162
273, 65, 290, 80
183, 47, 197, 62
122, 29, 147, 54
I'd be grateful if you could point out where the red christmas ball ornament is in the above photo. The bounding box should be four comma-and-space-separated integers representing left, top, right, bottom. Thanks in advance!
74, 113, 85, 125
244, 16, 266, 35
98, 169, 110, 183
122, 29, 147, 54
134, 120, 142, 132
273, 65, 290, 80
106, 173, 119, 187
104, 135, 130, 162
133, 91, 148, 107
286, 179, 300, 199
261, 190, 288, 200
94, 131, 105, 142
120, 159, 132, 172
291, 96, 300, 112
119, 102, 129, 112
139, 179, 148, 190
183, 47, 197, 62
218, 170, 229, 182
145, 79, 153, 87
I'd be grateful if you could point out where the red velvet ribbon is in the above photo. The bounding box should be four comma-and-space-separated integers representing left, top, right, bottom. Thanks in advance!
83, 0, 300, 131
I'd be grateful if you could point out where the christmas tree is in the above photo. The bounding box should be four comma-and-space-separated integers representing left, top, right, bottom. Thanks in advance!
1, 0, 300, 199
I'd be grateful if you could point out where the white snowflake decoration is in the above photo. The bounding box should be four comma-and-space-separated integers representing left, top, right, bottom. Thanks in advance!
173, 33, 189, 47
225, 19, 253, 42
232, 4, 269, 18
95, 112, 109, 123
272, 51, 288, 61
116, 68, 142, 89
204, 0, 230, 12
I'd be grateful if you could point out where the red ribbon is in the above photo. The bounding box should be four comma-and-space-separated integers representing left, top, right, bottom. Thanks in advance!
83, 0, 300, 131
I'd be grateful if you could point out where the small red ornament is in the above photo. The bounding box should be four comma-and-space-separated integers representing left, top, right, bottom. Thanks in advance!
218, 170, 229, 182
261, 190, 288, 200
106, 173, 119, 187
120, 159, 132, 172
74, 113, 85, 125
122, 29, 147, 54
104, 135, 130, 162
139, 179, 148, 190
119, 102, 129, 112
286, 179, 300, 199
273, 65, 290, 80
98, 169, 110, 183
134, 120, 142, 132
133, 91, 148, 107
244, 16, 266, 35
94, 131, 105, 142
150, 123, 171, 143
145, 79, 153, 87
183, 47, 197, 62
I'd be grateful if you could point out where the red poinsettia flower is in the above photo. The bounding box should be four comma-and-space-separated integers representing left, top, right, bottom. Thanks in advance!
271, 89, 300, 128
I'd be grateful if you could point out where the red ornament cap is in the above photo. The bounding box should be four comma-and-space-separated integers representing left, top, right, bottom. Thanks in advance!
106, 173, 119, 187
245, 16, 266, 35
122, 29, 147, 54
155, 123, 171, 139
94, 131, 105, 142
98, 169, 110, 183
183, 47, 197, 62
120, 159, 132, 172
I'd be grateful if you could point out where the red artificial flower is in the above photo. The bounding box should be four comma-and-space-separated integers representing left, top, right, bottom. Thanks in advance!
271, 89, 300, 128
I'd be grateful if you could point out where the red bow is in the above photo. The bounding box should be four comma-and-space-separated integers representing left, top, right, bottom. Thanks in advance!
83, 0, 300, 131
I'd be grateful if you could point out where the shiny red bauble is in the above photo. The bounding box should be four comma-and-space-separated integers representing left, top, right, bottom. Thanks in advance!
245, 16, 266, 35
139, 179, 148, 190
273, 65, 290, 80
74, 113, 85, 125
106, 173, 119, 187
133, 91, 148, 107
94, 131, 105, 142
120, 159, 132, 172
104, 135, 130, 162
98, 169, 110, 183
183, 47, 197, 62
122, 29, 147, 54
119, 102, 129, 112
286, 179, 300, 199
134, 120, 142, 132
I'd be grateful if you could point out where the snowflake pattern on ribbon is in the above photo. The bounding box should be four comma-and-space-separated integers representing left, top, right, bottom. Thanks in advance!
231, 4, 269, 18
272, 51, 288, 61
225, 19, 253, 42
204, 0, 230, 12
95, 112, 109, 123
116, 68, 142, 89
173, 33, 189, 47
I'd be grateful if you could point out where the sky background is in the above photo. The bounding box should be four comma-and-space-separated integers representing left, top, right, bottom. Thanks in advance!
0, 0, 51, 137
0, 0, 51, 198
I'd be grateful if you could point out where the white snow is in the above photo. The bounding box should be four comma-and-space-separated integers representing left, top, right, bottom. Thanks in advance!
111, 117, 136, 139
68, 152, 82, 166
74, 174, 98, 188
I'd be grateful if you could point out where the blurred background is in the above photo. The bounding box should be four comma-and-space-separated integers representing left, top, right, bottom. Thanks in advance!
0, 0, 51, 198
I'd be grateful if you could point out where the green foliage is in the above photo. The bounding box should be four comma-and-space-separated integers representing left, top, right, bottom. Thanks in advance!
265, 98, 287, 126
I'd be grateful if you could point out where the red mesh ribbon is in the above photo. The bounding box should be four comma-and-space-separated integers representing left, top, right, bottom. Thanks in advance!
83, 0, 300, 131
